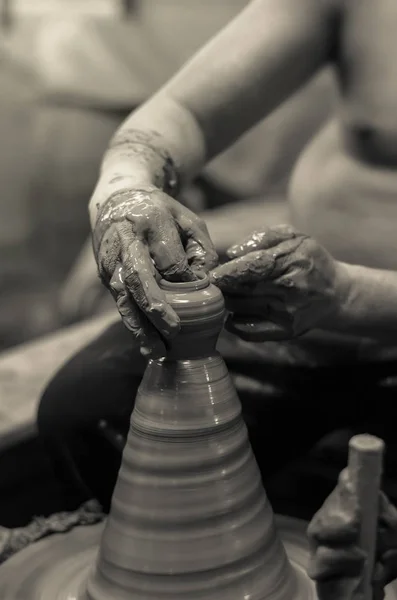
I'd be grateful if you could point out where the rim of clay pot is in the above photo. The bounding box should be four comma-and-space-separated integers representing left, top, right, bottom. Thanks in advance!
159, 271, 209, 291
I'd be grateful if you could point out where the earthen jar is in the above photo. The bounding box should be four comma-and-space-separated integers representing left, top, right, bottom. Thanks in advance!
83, 274, 314, 600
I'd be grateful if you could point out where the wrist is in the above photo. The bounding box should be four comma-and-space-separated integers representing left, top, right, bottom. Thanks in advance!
102, 131, 181, 198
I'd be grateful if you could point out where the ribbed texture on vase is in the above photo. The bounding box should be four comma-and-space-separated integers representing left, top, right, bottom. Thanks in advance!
83, 356, 308, 600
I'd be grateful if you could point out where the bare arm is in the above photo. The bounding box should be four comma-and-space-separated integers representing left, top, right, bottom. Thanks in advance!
89, 0, 335, 223
330, 263, 397, 343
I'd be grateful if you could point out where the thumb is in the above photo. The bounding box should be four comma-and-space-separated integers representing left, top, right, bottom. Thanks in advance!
109, 266, 166, 358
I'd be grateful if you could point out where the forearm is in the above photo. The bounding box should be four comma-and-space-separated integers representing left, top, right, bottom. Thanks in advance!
90, 0, 333, 223
328, 263, 397, 342
98, 95, 206, 199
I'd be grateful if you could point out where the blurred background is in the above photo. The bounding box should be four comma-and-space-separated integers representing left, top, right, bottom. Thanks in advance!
0, 0, 335, 351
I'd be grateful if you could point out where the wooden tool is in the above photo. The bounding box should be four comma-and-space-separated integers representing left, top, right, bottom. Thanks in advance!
348, 434, 385, 600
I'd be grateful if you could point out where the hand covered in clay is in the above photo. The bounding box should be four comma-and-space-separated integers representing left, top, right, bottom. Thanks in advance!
210, 224, 344, 341
91, 183, 218, 356
308, 469, 397, 600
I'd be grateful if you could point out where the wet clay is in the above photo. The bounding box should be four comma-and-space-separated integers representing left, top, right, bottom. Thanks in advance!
211, 225, 339, 342
82, 273, 314, 599
93, 191, 203, 344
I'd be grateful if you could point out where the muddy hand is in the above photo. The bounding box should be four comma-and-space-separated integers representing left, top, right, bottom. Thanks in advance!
210, 224, 342, 342
92, 186, 218, 356
308, 469, 397, 600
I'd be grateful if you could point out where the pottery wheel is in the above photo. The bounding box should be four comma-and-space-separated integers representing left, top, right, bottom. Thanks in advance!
0, 515, 395, 600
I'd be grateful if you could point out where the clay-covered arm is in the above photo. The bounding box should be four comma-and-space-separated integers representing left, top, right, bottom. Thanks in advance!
328, 263, 397, 342
89, 0, 334, 221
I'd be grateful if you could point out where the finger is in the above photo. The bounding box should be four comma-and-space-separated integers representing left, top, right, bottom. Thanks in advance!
226, 224, 298, 258
109, 266, 166, 357
96, 222, 121, 285
118, 226, 180, 338
185, 237, 219, 272
146, 214, 197, 281
226, 315, 294, 342
213, 237, 312, 296
176, 211, 219, 271
308, 545, 365, 580
210, 251, 276, 292
372, 561, 388, 600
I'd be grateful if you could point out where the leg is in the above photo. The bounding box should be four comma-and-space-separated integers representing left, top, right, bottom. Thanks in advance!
37, 321, 146, 512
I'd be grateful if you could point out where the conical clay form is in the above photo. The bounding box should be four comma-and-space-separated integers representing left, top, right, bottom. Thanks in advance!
82, 275, 313, 600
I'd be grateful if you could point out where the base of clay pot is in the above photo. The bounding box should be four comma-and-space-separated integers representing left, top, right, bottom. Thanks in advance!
0, 516, 396, 600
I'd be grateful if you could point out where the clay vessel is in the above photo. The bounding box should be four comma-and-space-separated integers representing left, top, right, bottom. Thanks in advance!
81, 274, 314, 600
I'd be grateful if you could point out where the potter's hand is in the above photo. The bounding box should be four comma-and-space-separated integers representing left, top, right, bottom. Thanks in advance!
308, 469, 397, 600
92, 183, 218, 356
210, 224, 344, 341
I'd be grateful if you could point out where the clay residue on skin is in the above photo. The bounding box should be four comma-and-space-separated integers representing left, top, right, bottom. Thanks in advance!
93, 189, 210, 346
107, 128, 180, 197
227, 225, 298, 259
212, 250, 277, 293
213, 230, 309, 296
308, 468, 397, 600
93, 189, 155, 257
91, 128, 218, 348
